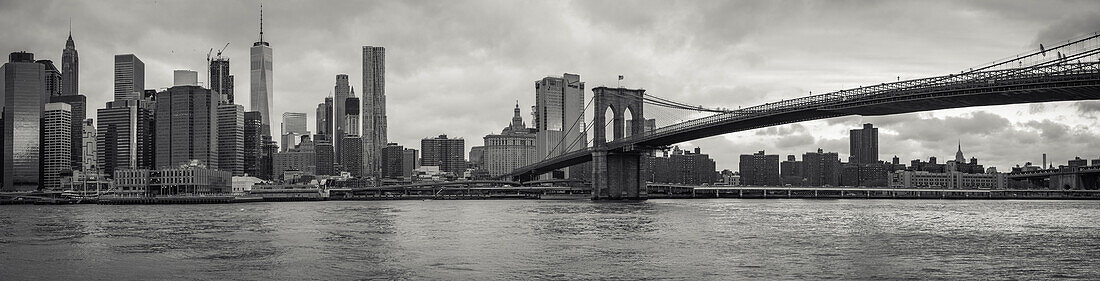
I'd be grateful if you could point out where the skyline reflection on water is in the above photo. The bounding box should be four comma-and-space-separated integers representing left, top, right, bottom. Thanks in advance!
2, 199, 1098, 280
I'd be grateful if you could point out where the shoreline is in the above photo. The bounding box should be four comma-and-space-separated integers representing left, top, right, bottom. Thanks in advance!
3, 188, 1100, 205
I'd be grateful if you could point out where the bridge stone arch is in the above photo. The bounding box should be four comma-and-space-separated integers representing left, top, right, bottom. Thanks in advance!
593, 87, 645, 146
591, 87, 647, 200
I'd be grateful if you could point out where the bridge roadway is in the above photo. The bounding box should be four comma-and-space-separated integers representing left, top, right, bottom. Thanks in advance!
506, 61, 1100, 179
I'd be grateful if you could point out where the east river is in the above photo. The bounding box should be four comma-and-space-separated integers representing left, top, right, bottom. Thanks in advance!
2, 199, 1098, 280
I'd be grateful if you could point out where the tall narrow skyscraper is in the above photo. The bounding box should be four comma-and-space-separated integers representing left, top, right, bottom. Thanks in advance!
250, 5, 274, 136
210, 55, 233, 103
113, 54, 144, 101
218, 104, 245, 176
334, 74, 350, 168
49, 94, 86, 171
362, 46, 387, 177
43, 102, 72, 190
61, 30, 78, 96
534, 73, 585, 179
38, 60, 61, 96
81, 119, 96, 172
849, 123, 879, 164
243, 111, 264, 177
345, 94, 360, 136
1, 52, 45, 191
316, 97, 333, 138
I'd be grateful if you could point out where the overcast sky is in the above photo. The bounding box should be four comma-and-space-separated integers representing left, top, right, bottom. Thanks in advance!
3, 0, 1099, 171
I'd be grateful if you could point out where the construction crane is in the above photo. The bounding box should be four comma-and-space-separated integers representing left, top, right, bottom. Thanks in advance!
216, 42, 229, 58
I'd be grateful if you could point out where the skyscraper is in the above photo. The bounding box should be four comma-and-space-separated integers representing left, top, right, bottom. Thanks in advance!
345, 95, 360, 136
534, 73, 585, 178
1, 52, 45, 191
97, 100, 154, 176
341, 135, 362, 178
43, 102, 72, 190
244, 111, 264, 177
38, 60, 61, 96
334, 74, 350, 163
315, 137, 334, 176
250, 6, 274, 136
316, 97, 333, 138
218, 104, 245, 176
61, 31, 78, 96
362, 46, 387, 178
49, 94, 86, 171
155, 86, 218, 169
259, 136, 277, 180
113, 54, 145, 101
850, 123, 879, 164
280, 112, 308, 151
81, 119, 96, 172
421, 135, 465, 175
209, 56, 233, 103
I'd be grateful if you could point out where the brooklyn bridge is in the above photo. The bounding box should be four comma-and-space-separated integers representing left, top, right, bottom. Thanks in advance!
505, 32, 1100, 200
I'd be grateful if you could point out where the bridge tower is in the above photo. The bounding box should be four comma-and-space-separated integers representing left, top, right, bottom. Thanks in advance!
591, 87, 647, 200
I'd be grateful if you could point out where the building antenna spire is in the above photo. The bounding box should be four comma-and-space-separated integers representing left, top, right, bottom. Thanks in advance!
259, 3, 264, 42
68, 18, 71, 37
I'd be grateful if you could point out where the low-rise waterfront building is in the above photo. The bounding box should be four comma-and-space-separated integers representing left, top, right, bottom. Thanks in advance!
113, 163, 232, 196
888, 170, 1007, 189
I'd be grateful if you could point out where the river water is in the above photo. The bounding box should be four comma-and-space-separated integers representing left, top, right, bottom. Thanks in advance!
1, 199, 1098, 280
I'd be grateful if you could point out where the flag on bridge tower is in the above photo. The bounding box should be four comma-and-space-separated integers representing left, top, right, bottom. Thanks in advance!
618, 75, 624, 87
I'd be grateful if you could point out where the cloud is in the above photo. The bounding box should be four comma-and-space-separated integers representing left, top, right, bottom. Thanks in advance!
775, 134, 815, 149
1033, 12, 1100, 45
1023, 120, 1069, 140
2, 0, 1098, 172
754, 124, 807, 136
1076, 101, 1100, 116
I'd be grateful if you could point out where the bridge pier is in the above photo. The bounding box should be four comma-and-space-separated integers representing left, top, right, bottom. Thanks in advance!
590, 87, 649, 200
592, 149, 646, 200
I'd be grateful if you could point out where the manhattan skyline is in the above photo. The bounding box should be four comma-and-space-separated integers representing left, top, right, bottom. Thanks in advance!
2, 0, 1099, 171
